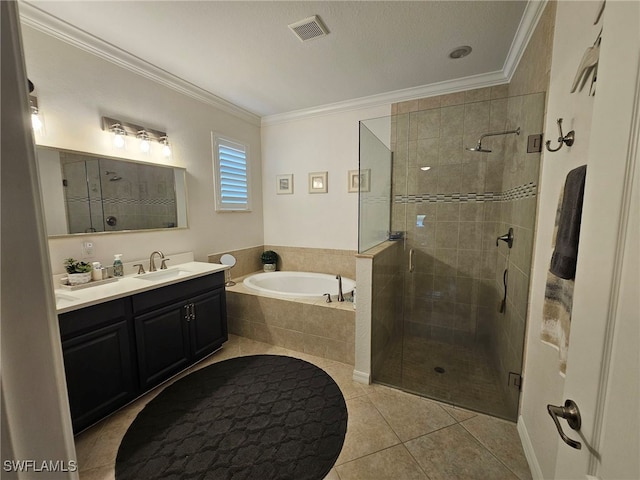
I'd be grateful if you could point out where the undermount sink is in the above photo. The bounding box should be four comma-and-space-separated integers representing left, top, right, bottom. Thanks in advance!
55, 293, 79, 305
133, 268, 192, 282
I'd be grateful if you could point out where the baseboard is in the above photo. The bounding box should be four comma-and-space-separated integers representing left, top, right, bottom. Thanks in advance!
518, 415, 544, 479
352, 369, 370, 385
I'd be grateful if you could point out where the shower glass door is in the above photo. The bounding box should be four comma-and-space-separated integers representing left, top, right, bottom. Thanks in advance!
367, 91, 545, 422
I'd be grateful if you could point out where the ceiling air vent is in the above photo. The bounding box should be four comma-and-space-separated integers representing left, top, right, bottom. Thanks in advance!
288, 15, 329, 42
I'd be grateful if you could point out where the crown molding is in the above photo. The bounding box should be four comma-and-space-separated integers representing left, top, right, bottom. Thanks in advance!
19, 0, 546, 129
261, 70, 508, 126
261, 0, 548, 126
503, 0, 549, 81
18, 2, 261, 127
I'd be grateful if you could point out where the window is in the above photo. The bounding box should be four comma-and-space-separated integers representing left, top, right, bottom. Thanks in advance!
213, 134, 251, 212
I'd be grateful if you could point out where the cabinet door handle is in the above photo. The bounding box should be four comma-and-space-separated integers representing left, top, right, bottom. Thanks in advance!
184, 304, 190, 321
189, 303, 196, 320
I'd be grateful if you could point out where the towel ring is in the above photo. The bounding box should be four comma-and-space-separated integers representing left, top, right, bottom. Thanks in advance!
546, 118, 575, 152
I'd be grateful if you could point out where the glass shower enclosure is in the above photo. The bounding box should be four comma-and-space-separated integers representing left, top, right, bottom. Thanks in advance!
359, 91, 545, 421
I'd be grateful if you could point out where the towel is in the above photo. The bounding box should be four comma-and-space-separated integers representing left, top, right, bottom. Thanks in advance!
541, 165, 586, 374
542, 271, 574, 374
549, 165, 587, 279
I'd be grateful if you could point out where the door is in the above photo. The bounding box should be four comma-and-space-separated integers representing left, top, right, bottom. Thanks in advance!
550, 3, 639, 478
62, 320, 135, 433
135, 303, 191, 390
189, 288, 228, 360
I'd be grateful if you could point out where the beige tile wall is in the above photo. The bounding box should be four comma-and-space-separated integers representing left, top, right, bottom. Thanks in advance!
509, 1, 557, 98
383, 1, 555, 416
209, 245, 357, 280
208, 245, 263, 278
264, 245, 357, 280
365, 241, 405, 381
225, 287, 356, 364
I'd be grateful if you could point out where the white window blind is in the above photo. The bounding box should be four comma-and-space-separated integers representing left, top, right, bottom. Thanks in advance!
213, 135, 250, 212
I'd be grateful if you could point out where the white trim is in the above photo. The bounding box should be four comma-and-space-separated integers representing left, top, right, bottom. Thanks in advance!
18, 2, 261, 127
352, 369, 370, 385
261, 71, 507, 126
212, 133, 252, 212
503, 0, 549, 82
19, 0, 545, 127
517, 415, 544, 480
588, 46, 640, 477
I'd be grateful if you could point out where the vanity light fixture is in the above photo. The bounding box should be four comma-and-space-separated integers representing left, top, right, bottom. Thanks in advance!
137, 130, 151, 153
102, 116, 169, 155
159, 136, 171, 158
29, 95, 43, 133
110, 123, 126, 149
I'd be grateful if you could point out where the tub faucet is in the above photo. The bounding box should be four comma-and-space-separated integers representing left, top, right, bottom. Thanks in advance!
149, 251, 164, 272
336, 274, 345, 302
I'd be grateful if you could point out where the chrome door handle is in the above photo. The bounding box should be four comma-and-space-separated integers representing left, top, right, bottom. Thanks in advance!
547, 399, 582, 449
409, 248, 414, 273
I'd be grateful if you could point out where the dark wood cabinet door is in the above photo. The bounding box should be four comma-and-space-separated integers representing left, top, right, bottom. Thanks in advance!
134, 303, 190, 390
62, 320, 135, 433
189, 288, 228, 360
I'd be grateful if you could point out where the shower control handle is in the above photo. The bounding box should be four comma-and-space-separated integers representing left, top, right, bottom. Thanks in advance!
496, 228, 514, 248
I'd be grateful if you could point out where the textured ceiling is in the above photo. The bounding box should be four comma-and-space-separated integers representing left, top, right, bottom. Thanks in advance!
22, 1, 529, 118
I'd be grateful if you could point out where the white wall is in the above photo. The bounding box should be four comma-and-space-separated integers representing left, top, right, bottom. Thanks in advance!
22, 25, 264, 274
2, 2, 77, 476
261, 105, 390, 251
520, 2, 599, 477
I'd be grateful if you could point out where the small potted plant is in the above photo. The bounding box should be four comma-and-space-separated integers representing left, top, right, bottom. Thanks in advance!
64, 258, 93, 285
260, 250, 278, 272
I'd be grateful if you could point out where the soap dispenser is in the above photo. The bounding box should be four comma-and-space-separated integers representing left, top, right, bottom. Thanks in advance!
113, 254, 124, 277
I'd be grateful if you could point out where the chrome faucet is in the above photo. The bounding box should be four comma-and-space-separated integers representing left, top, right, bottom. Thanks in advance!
149, 251, 164, 272
336, 274, 345, 302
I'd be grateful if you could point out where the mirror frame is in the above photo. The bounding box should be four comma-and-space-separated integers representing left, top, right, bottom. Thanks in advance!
36, 145, 189, 238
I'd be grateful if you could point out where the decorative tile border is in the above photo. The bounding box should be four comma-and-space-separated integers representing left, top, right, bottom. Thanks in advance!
66, 195, 176, 207
393, 182, 537, 204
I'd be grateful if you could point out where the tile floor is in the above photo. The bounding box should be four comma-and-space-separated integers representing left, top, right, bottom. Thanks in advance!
76, 335, 532, 480
375, 334, 513, 421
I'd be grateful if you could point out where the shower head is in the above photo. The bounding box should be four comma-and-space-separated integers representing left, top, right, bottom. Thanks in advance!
466, 142, 493, 153
466, 127, 521, 153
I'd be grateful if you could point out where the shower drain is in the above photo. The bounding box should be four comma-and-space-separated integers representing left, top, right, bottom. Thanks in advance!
434, 366, 446, 374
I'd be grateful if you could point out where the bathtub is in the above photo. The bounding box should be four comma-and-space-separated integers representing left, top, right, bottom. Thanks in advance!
243, 271, 355, 299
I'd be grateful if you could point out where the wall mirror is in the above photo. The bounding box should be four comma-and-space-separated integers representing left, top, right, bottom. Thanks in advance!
36, 146, 188, 237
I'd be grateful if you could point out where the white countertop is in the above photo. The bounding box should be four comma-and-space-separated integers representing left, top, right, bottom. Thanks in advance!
55, 261, 228, 314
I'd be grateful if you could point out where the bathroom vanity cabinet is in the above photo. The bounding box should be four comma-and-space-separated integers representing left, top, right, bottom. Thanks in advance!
58, 298, 137, 434
58, 271, 227, 433
132, 273, 227, 390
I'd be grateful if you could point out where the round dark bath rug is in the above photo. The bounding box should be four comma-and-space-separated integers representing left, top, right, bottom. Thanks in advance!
116, 355, 347, 480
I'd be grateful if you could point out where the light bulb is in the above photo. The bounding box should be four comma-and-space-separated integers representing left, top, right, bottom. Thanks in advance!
110, 123, 126, 149
160, 136, 171, 157
31, 112, 43, 133
113, 133, 125, 149
137, 130, 150, 153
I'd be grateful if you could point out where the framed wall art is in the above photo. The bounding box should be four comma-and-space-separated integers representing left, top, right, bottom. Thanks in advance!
276, 174, 293, 194
348, 169, 370, 193
308, 171, 328, 193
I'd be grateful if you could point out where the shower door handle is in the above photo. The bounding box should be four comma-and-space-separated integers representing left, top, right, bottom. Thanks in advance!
409, 249, 414, 272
